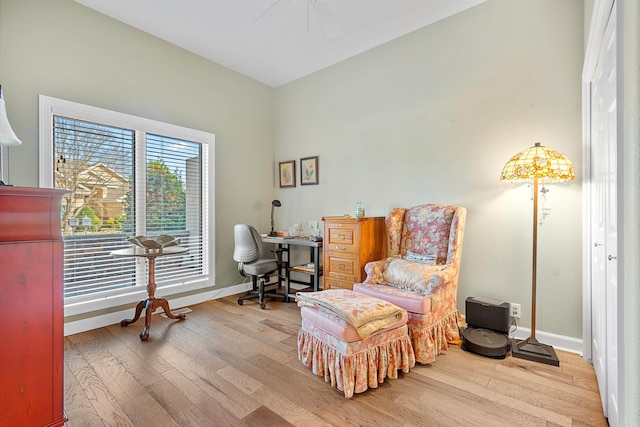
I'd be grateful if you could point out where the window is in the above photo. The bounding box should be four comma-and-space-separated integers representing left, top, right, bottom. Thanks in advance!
39, 96, 213, 315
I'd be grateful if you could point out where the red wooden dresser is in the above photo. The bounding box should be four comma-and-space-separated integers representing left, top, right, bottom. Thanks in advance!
0, 186, 67, 427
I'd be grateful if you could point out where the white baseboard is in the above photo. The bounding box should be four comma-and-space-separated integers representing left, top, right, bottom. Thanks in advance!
511, 326, 583, 355
64, 281, 252, 336
65, 284, 584, 357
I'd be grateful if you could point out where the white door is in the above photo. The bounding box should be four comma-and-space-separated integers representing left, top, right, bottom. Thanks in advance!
602, 10, 618, 416
590, 59, 607, 413
589, 5, 618, 424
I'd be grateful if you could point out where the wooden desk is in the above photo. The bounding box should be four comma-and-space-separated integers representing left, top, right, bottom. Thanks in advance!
111, 246, 188, 340
261, 235, 323, 300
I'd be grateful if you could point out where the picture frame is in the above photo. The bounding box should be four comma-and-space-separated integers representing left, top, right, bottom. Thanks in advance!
300, 156, 319, 185
279, 160, 296, 188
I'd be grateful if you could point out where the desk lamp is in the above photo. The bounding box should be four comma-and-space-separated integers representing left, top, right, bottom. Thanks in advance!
0, 85, 22, 186
269, 199, 281, 236
500, 142, 574, 366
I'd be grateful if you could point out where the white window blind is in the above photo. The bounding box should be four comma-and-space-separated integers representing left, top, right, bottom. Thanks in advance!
144, 133, 204, 284
40, 96, 212, 309
54, 116, 137, 297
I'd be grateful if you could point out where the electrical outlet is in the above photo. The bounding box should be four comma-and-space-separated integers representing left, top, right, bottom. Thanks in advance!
510, 303, 521, 319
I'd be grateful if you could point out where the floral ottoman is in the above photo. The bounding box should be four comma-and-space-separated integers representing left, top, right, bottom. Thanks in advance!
296, 289, 415, 398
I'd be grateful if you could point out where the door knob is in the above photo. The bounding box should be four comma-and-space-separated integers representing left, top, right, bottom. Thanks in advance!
608, 254, 617, 261
594, 242, 603, 247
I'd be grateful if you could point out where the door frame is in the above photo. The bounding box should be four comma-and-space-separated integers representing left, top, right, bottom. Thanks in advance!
582, 0, 624, 424
582, 0, 616, 362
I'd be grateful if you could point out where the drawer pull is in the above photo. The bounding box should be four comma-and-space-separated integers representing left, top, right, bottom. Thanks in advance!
338, 234, 346, 240
338, 263, 345, 269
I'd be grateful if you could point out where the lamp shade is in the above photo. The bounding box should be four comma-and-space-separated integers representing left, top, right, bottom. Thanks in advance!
0, 87, 22, 146
269, 199, 281, 236
500, 142, 574, 184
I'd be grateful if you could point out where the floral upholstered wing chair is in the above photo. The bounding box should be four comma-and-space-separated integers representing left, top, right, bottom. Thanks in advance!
353, 204, 466, 364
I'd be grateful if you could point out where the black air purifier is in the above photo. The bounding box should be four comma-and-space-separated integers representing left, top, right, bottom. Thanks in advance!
462, 296, 511, 359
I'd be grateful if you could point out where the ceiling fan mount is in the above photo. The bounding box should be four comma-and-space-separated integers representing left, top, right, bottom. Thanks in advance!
254, 0, 336, 36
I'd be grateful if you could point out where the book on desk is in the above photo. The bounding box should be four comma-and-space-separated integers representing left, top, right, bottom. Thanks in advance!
290, 263, 323, 274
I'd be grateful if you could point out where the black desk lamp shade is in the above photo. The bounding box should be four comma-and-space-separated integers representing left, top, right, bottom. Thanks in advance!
269, 200, 281, 236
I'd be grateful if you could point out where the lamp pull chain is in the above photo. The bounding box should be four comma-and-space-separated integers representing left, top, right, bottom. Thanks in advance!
539, 185, 550, 226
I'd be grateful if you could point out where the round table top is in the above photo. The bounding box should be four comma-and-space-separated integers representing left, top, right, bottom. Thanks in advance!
111, 245, 188, 258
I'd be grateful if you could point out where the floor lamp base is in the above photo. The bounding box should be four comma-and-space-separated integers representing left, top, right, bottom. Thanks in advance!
511, 337, 560, 366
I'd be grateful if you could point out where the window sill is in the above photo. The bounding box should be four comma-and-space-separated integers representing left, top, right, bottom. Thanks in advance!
64, 277, 211, 317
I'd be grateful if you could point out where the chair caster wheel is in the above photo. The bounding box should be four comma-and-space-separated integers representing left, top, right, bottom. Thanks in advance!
237, 299, 243, 306
260, 303, 266, 309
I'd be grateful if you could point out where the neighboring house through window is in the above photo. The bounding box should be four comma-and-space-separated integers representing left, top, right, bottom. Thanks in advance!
39, 95, 214, 316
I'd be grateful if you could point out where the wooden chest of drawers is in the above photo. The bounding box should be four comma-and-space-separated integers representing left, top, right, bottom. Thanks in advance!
0, 186, 67, 427
322, 216, 386, 290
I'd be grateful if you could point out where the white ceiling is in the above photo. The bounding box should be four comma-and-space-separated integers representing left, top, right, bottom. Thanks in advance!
74, 0, 485, 88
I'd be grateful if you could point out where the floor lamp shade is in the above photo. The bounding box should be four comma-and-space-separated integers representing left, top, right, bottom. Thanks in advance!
500, 142, 575, 184
500, 142, 575, 366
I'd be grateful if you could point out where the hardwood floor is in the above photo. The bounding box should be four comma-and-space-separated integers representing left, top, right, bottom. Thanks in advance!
63, 295, 608, 427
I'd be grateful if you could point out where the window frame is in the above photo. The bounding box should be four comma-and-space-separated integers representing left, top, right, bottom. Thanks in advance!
39, 95, 215, 317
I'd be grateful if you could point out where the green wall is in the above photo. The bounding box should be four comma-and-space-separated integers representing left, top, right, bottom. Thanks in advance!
621, 1, 640, 423
0, 0, 276, 304
1, 0, 589, 341
274, 0, 585, 339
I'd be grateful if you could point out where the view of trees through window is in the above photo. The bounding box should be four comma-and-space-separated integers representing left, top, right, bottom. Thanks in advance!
53, 116, 204, 298
145, 160, 186, 231
54, 117, 135, 235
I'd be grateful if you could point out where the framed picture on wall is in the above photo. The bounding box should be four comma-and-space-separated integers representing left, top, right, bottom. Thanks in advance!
279, 160, 296, 188
300, 156, 319, 185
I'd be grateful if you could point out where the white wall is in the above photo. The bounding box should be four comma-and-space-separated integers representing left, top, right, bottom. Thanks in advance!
274, 0, 585, 338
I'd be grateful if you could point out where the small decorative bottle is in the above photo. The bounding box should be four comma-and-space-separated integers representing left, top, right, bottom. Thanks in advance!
356, 201, 365, 218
